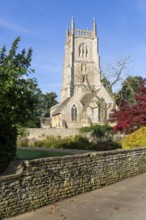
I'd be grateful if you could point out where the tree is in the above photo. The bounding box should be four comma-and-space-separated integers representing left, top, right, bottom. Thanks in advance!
25, 92, 58, 127
110, 78, 146, 133
101, 56, 130, 105
77, 57, 130, 124
22, 89, 43, 128
116, 76, 143, 105
0, 37, 40, 158
43, 92, 58, 117
21, 91, 58, 128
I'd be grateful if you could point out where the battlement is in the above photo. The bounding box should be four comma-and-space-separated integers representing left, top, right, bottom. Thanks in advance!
75, 29, 94, 38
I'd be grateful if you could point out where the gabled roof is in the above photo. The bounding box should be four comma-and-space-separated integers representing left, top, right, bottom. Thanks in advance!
80, 89, 101, 107
52, 97, 70, 116
80, 93, 95, 106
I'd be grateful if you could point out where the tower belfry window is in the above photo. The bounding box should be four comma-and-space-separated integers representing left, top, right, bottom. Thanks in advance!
86, 45, 88, 57
79, 43, 88, 58
71, 104, 77, 121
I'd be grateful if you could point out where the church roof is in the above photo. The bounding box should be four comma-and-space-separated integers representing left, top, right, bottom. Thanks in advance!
52, 97, 70, 116
80, 89, 101, 107
80, 93, 95, 106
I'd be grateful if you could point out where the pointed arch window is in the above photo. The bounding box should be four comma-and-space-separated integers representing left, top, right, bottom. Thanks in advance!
71, 104, 77, 121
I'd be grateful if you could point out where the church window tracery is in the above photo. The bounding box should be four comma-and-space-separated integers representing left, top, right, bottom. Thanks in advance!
71, 104, 77, 121
79, 43, 88, 58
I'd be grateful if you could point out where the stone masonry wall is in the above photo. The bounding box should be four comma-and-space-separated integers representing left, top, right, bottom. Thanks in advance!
23, 128, 124, 142
1, 148, 146, 219
26, 128, 79, 139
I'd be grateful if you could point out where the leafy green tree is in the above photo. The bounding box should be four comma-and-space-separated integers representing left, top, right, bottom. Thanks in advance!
0, 37, 40, 159
22, 91, 58, 128
44, 92, 58, 117
110, 78, 146, 134
23, 89, 44, 128
101, 76, 112, 94
116, 76, 143, 105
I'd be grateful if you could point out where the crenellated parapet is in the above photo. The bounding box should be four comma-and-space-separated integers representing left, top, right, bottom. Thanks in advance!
66, 17, 97, 40
75, 29, 95, 38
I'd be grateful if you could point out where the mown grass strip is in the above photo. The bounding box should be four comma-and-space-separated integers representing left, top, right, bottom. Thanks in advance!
16, 149, 73, 160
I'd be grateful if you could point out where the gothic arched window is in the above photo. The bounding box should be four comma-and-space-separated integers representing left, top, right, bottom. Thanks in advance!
79, 43, 88, 58
71, 104, 77, 121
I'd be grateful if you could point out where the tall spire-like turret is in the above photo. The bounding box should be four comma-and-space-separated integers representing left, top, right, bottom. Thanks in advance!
93, 18, 97, 36
66, 26, 69, 39
71, 16, 75, 34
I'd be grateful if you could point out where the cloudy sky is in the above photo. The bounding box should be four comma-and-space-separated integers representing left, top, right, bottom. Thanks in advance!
1, 0, 146, 99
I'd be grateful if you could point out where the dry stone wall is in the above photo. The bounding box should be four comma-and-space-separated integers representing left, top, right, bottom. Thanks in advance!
26, 128, 79, 139
23, 128, 124, 143
1, 148, 146, 219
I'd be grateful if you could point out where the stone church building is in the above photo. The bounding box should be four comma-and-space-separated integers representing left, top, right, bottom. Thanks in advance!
50, 18, 115, 128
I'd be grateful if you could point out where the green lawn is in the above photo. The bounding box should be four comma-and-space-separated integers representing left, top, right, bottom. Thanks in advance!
16, 149, 72, 160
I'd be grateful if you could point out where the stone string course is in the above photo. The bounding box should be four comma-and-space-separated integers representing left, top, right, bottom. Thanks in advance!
1, 148, 146, 219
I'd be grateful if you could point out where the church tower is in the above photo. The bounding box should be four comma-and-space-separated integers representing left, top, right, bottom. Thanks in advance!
61, 17, 101, 102
50, 18, 115, 128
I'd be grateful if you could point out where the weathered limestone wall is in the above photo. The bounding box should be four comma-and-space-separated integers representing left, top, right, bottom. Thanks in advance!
24, 128, 124, 141
1, 148, 146, 219
26, 128, 79, 139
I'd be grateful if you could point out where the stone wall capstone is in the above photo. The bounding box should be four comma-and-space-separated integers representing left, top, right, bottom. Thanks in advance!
1, 148, 146, 219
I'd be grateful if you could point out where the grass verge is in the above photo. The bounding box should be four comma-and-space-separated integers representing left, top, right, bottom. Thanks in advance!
16, 149, 73, 160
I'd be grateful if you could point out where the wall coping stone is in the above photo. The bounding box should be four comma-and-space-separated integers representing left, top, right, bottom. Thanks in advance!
0, 147, 146, 181
24, 147, 146, 166
1, 147, 146, 219
0, 160, 24, 182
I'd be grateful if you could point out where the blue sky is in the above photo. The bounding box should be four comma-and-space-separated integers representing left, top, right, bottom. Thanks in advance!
1, 0, 146, 99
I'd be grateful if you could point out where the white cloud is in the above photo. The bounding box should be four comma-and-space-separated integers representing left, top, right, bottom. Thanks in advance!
0, 18, 33, 33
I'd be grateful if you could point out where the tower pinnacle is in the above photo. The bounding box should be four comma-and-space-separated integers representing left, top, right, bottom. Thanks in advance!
71, 16, 75, 34
66, 26, 69, 38
93, 18, 97, 36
